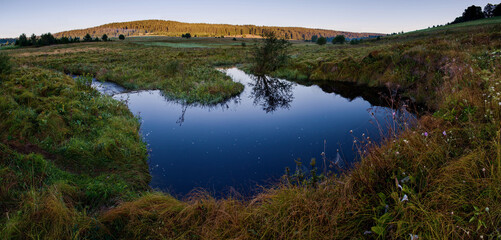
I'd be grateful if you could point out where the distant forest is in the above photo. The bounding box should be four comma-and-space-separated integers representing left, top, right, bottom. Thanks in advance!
54, 20, 382, 40
0, 38, 16, 45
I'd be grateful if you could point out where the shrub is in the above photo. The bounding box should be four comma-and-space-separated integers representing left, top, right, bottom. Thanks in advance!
0, 53, 11, 75
316, 36, 327, 45
332, 35, 346, 44
119, 34, 125, 40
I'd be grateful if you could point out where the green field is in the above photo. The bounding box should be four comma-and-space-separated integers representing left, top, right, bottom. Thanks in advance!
1, 17, 501, 239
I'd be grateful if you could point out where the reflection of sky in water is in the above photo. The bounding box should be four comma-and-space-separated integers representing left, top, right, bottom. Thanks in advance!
107, 68, 401, 197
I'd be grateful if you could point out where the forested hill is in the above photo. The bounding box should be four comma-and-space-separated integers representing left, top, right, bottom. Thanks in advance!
54, 20, 383, 40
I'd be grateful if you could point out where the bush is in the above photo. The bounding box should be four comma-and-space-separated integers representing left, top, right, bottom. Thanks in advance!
316, 37, 327, 45
102, 34, 108, 42
0, 53, 11, 75
119, 34, 125, 40
332, 35, 346, 44
350, 39, 361, 45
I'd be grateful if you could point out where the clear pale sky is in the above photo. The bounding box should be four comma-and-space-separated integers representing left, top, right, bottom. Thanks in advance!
0, 0, 496, 38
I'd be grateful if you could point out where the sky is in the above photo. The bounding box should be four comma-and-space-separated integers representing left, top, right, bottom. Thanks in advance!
0, 0, 496, 38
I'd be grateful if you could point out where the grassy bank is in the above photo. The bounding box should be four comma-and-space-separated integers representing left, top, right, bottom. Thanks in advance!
1, 17, 501, 239
0, 66, 150, 238
7, 37, 250, 104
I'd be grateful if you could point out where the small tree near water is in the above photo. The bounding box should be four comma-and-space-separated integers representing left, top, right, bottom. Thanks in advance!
119, 34, 125, 40
251, 31, 291, 75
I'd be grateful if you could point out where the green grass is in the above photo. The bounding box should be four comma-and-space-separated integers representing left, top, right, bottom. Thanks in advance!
0, 67, 150, 238
1, 17, 501, 239
407, 16, 501, 35
7, 40, 247, 104
0, 45, 18, 50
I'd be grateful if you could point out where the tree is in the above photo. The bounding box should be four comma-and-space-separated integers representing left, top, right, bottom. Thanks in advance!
311, 35, 318, 43
181, 33, 191, 38
102, 34, 108, 42
251, 30, 291, 75
30, 34, 37, 46
494, 4, 501, 16
39, 33, 56, 46
462, 5, 485, 22
332, 35, 346, 44
119, 34, 125, 40
60, 36, 70, 44
83, 33, 93, 42
15, 33, 29, 46
484, 3, 497, 17
316, 36, 327, 45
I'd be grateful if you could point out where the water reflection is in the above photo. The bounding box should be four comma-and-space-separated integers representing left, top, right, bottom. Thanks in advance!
87, 68, 415, 197
249, 76, 294, 113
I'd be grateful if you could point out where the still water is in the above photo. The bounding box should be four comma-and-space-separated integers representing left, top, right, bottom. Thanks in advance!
92, 68, 405, 197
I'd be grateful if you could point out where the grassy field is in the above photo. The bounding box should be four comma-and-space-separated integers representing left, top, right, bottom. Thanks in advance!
6, 37, 250, 104
1, 17, 501, 239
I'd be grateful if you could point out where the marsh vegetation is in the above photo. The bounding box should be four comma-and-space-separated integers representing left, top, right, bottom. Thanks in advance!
1, 16, 500, 239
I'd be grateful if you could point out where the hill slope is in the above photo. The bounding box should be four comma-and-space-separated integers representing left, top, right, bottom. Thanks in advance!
54, 19, 383, 40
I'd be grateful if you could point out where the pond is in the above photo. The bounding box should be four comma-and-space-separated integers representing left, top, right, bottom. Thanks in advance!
91, 68, 412, 198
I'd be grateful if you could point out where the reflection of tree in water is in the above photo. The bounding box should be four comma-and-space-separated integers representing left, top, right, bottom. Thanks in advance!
176, 104, 188, 126
174, 97, 241, 126
249, 76, 294, 113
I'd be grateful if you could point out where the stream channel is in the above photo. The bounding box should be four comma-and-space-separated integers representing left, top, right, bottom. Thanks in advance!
88, 68, 413, 197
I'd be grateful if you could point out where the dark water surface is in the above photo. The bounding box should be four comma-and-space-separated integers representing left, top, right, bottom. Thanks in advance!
96, 68, 405, 197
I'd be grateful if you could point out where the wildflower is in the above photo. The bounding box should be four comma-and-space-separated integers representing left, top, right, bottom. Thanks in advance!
401, 194, 408, 202
409, 234, 419, 240
349, 130, 353, 133
482, 168, 486, 172
395, 151, 400, 155
424, 132, 428, 137
403, 139, 409, 144
485, 207, 489, 212
451, 211, 454, 215
443, 131, 446, 136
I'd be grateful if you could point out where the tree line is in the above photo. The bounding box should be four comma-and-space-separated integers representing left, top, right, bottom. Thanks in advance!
450, 3, 501, 24
15, 33, 126, 47
53, 20, 383, 41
